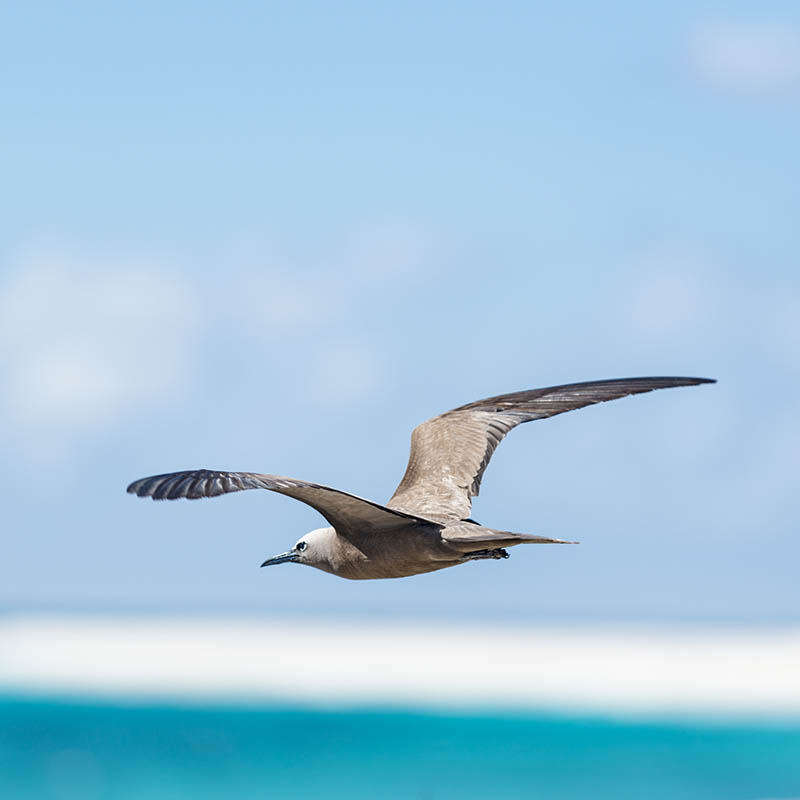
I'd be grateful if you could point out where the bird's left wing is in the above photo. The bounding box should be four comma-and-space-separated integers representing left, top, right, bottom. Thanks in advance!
388, 376, 715, 520
127, 470, 440, 535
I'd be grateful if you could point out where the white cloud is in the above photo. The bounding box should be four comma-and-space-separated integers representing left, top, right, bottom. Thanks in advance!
714, 411, 800, 532
0, 245, 199, 434
221, 220, 443, 340
313, 340, 383, 404
224, 250, 338, 338
0, 223, 443, 460
765, 293, 800, 370
622, 248, 718, 342
342, 220, 443, 288
688, 21, 800, 93
616, 245, 800, 536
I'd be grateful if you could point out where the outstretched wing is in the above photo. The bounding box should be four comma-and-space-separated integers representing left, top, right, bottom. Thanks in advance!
127, 470, 440, 535
388, 376, 715, 520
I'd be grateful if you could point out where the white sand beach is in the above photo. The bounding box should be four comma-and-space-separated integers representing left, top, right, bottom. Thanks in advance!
1, 615, 799, 718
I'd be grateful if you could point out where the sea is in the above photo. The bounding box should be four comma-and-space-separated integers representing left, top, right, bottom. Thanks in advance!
2, 695, 799, 800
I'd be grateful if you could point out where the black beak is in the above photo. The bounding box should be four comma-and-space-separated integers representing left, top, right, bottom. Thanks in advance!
260, 550, 299, 567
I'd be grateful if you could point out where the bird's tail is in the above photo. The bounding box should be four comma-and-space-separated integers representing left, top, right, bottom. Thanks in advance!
443, 524, 577, 552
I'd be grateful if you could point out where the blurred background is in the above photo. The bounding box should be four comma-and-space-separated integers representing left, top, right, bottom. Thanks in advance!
1, 1, 799, 798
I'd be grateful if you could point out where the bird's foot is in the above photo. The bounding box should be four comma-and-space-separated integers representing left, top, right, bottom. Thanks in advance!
464, 548, 509, 561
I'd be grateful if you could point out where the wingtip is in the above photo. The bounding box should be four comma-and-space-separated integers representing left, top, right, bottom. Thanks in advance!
126, 479, 157, 499
656, 376, 715, 386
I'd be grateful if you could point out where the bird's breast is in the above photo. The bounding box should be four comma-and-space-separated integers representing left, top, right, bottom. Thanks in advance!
324, 527, 461, 580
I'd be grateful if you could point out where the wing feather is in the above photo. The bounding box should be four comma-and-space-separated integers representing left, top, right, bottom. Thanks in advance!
127, 469, 439, 535
388, 376, 714, 520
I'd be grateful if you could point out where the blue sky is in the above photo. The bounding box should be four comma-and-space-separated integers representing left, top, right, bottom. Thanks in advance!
1, 1, 799, 621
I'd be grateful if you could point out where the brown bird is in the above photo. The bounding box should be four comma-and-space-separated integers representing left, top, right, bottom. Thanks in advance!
127, 376, 714, 580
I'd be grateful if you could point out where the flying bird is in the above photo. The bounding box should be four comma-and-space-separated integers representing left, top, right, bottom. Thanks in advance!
127, 376, 714, 580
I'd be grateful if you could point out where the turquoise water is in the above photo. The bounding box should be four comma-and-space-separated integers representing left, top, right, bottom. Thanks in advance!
2, 696, 799, 799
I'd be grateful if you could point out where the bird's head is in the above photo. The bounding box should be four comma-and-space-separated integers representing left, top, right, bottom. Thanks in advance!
260, 526, 335, 571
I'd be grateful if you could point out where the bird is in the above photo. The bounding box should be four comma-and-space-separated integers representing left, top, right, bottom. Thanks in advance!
127, 376, 714, 580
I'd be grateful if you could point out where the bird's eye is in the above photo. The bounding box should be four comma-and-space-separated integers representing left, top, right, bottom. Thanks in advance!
296, 542, 308, 552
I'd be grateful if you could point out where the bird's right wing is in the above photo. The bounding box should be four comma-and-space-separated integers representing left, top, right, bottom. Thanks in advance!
128, 470, 440, 535
387, 376, 715, 521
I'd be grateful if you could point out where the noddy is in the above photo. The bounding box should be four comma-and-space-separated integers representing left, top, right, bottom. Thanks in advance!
127, 376, 714, 580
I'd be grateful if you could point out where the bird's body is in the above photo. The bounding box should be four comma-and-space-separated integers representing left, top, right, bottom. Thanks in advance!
291, 522, 547, 580
290, 524, 454, 581
128, 376, 714, 580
